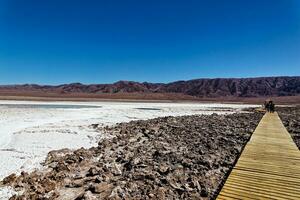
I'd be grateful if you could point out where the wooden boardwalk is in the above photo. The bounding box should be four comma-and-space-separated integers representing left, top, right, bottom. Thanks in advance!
217, 112, 300, 200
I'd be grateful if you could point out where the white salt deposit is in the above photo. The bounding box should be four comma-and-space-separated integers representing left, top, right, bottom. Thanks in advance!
0, 100, 257, 199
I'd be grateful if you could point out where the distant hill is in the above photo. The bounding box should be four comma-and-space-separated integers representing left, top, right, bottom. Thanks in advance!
0, 76, 299, 99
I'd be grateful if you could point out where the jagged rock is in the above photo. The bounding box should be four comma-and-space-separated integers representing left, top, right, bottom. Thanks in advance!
40, 178, 56, 193
157, 187, 167, 200
109, 186, 124, 199
83, 191, 97, 200
89, 183, 113, 194
86, 167, 100, 177
71, 179, 85, 188
111, 163, 122, 176
2, 173, 17, 184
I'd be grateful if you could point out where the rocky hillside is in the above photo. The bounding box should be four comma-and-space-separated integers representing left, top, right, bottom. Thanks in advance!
1, 76, 299, 98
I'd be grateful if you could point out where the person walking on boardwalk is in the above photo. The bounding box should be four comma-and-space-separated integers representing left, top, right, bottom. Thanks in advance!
264, 99, 275, 113
264, 101, 269, 112
264, 100, 270, 112
269, 101, 275, 113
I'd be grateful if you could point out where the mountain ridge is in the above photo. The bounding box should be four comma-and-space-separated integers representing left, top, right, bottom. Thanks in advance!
0, 76, 299, 98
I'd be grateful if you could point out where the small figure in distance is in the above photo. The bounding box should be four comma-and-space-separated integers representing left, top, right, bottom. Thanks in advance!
264, 100, 269, 112
264, 100, 270, 112
264, 99, 275, 113
269, 101, 275, 113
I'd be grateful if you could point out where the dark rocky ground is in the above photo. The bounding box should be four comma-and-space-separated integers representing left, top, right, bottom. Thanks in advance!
1, 112, 263, 200
277, 106, 300, 149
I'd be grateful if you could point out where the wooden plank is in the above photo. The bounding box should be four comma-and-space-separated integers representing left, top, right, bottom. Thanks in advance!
216, 112, 300, 199
225, 178, 300, 196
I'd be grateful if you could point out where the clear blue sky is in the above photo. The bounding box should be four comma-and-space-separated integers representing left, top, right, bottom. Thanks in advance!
0, 0, 299, 84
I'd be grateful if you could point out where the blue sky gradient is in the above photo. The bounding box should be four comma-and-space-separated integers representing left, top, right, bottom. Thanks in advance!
0, 0, 300, 84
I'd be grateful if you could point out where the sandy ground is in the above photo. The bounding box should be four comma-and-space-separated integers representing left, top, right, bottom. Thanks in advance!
0, 100, 257, 199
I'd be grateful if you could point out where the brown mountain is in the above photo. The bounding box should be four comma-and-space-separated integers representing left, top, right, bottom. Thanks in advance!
0, 76, 299, 99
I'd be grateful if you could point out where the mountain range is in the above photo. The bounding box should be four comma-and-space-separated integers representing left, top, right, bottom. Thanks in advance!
0, 76, 299, 101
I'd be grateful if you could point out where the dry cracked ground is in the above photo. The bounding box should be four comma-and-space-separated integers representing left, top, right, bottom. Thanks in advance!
1, 112, 264, 200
